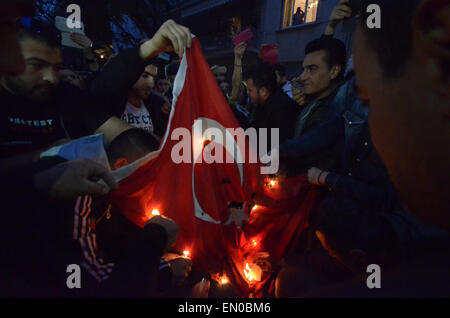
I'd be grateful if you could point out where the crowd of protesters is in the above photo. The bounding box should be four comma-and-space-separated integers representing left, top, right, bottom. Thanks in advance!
0, 0, 449, 298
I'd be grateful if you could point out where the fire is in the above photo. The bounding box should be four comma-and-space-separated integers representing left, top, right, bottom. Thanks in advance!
151, 209, 160, 216
183, 250, 190, 258
252, 239, 258, 247
243, 262, 263, 283
265, 177, 278, 189
244, 263, 254, 282
211, 273, 229, 286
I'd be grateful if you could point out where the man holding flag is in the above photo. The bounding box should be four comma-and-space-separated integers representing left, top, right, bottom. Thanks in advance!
107, 20, 320, 297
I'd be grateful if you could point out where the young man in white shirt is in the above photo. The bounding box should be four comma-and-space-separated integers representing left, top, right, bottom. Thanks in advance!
122, 64, 158, 133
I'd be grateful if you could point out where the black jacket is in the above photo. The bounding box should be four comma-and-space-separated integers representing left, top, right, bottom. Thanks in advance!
252, 89, 298, 153
284, 84, 343, 175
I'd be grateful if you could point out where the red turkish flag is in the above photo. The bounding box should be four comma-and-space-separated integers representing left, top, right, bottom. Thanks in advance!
108, 39, 320, 292
108, 38, 260, 273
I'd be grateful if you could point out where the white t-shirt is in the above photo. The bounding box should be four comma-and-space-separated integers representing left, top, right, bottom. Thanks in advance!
122, 101, 154, 133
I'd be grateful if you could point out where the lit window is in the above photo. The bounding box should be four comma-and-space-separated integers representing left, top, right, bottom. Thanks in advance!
282, 0, 319, 28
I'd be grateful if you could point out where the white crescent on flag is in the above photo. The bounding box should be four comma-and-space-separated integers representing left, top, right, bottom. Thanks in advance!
110, 36, 248, 226
192, 117, 244, 224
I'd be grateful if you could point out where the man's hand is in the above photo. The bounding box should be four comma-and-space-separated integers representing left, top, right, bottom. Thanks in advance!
324, 0, 352, 36
34, 158, 118, 199
307, 167, 329, 186
234, 42, 247, 60
330, 0, 352, 27
292, 88, 307, 108
140, 20, 192, 59
146, 215, 179, 250
70, 33, 93, 49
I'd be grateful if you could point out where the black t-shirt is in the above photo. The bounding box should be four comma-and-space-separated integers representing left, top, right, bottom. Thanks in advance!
0, 83, 110, 158
253, 89, 299, 152
0, 91, 68, 158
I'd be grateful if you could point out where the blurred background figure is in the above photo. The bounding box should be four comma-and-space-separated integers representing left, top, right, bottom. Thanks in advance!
210, 64, 227, 83
155, 76, 170, 97
60, 68, 85, 89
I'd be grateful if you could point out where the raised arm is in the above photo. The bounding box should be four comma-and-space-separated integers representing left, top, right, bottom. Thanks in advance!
323, 0, 352, 36
229, 42, 247, 107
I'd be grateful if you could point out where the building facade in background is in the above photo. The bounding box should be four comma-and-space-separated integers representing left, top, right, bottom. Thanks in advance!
170, 0, 354, 79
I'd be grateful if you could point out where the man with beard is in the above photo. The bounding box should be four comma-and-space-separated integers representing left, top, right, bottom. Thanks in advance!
0, 18, 130, 175
0, 3, 192, 295
0, 3, 119, 201
244, 62, 298, 153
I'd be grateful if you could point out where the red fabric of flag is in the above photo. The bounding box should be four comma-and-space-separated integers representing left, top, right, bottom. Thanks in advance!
108, 38, 260, 274
107, 38, 320, 295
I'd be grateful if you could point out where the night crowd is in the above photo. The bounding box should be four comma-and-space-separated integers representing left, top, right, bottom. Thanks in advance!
0, 0, 449, 298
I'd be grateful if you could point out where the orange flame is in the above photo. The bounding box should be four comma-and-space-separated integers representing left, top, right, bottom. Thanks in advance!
243, 262, 263, 283
151, 209, 160, 216
211, 273, 229, 285
244, 263, 254, 282
183, 250, 190, 258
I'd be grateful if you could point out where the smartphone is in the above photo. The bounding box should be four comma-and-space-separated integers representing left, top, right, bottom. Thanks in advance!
260, 44, 279, 65
55, 16, 85, 49
232, 28, 254, 46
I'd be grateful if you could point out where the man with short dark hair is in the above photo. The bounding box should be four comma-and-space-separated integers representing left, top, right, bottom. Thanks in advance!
293, 37, 347, 137
0, 19, 124, 165
122, 64, 158, 133
282, 37, 347, 175
155, 77, 170, 97
244, 62, 298, 152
